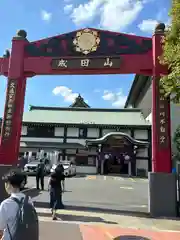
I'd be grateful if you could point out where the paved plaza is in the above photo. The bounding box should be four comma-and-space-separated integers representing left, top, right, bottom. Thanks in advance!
26, 175, 180, 239
27, 175, 149, 213
39, 221, 180, 240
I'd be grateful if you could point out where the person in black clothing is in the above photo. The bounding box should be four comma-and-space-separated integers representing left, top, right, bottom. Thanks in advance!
55, 163, 65, 191
55, 163, 64, 174
36, 159, 45, 190
48, 168, 65, 220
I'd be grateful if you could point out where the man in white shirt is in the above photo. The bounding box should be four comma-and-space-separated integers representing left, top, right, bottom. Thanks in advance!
0, 170, 33, 240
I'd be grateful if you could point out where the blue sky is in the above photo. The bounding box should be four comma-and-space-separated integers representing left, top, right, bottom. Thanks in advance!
0, 0, 170, 116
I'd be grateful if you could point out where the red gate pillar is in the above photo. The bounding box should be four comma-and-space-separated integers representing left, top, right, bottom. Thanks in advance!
0, 30, 27, 166
152, 23, 172, 173
148, 23, 176, 218
15, 76, 27, 159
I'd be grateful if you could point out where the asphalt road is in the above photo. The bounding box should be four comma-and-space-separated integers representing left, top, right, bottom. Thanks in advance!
27, 175, 149, 214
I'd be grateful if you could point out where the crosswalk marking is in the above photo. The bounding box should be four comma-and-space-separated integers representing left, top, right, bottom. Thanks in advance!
85, 175, 148, 182
120, 186, 134, 190
86, 176, 97, 180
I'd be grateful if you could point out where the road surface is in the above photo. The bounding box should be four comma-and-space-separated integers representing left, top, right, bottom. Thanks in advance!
26, 176, 180, 240
27, 175, 149, 213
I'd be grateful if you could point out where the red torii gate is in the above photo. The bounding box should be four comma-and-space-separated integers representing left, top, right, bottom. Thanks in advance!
0, 23, 176, 216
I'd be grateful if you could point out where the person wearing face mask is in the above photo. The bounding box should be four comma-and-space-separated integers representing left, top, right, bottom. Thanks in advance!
0, 169, 39, 240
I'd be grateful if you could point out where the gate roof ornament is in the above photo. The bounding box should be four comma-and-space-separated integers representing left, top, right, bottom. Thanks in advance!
154, 22, 165, 34
73, 28, 100, 55
15, 30, 27, 39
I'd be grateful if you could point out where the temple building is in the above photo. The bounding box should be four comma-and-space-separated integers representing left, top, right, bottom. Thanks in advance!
2, 93, 150, 176
125, 75, 180, 157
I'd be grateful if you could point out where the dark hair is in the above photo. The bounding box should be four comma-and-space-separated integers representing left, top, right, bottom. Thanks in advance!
55, 164, 64, 173
2, 169, 24, 188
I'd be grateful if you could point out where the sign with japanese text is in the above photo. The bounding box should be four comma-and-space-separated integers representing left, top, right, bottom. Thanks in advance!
51, 56, 122, 70
80, 121, 95, 124
156, 83, 169, 148
2, 79, 17, 140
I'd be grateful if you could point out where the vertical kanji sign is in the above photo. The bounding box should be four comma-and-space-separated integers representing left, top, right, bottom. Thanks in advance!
1, 79, 17, 140
156, 84, 170, 148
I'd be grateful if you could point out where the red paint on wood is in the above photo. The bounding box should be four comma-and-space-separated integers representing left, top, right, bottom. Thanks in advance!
0, 28, 172, 172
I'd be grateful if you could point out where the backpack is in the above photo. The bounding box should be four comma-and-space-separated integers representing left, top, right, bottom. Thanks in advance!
7, 195, 39, 240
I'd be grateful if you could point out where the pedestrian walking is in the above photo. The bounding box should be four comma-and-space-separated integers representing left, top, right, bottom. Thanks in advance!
55, 163, 65, 191
48, 168, 65, 220
0, 169, 39, 240
36, 159, 45, 190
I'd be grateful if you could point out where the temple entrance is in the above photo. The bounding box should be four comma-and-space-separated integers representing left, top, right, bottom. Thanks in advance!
0, 23, 177, 218
0, 24, 175, 216
0, 25, 172, 174
86, 132, 148, 176
0, 24, 171, 173
104, 156, 129, 175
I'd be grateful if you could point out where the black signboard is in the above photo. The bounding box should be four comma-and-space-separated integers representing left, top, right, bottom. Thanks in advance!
51, 56, 122, 70
2, 79, 17, 139
156, 83, 170, 148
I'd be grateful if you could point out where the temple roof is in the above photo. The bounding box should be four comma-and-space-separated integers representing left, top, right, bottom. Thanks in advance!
86, 132, 149, 146
21, 107, 151, 126
69, 94, 90, 108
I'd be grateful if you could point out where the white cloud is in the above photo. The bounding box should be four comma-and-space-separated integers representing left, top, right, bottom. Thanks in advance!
138, 16, 171, 33
64, 4, 73, 14
127, 32, 136, 35
138, 8, 171, 33
52, 86, 78, 103
124, 32, 136, 35
138, 19, 158, 33
41, 10, 52, 22
102, 89, 127, 107
102, 90, 115, 101
70, 0, 150, 31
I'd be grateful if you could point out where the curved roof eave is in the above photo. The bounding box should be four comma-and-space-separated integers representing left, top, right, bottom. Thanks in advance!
86, 132, 149, 146
124, 75, 151, 108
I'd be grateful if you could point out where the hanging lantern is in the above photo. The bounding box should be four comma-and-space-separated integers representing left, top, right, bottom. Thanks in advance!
104, 154, 109, 159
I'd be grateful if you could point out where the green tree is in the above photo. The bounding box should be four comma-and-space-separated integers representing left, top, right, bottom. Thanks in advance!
173, 125, 180, 167
174, 125, 180, 154
160, 0, 180, 103
172, 125, 180, 167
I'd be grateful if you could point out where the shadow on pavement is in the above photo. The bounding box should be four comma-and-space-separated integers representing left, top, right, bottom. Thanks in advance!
114, 237, 150, 240
38, 211, 117, 224
35, 201, 180, 220
34, 201, 150, 218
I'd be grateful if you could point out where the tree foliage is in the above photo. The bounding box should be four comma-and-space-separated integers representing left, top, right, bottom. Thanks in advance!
160, 0, 180, 103
173, 125, 180, 154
